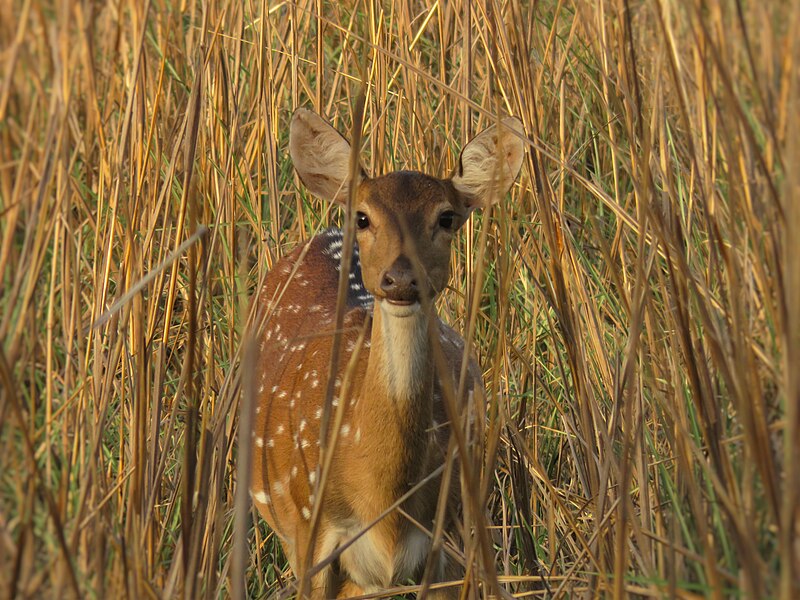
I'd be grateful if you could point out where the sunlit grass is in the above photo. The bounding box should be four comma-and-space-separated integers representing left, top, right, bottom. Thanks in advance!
1, 1, 796, 598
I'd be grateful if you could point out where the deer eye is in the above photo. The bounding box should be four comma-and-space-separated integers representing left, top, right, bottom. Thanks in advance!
438, 210, 456, 230
356, 212, 370, 230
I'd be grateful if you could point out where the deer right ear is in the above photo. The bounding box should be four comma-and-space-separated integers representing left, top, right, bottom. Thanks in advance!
290, 109, 366, 204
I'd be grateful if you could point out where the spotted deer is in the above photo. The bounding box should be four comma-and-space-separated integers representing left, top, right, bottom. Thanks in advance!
251, 109, 524, 598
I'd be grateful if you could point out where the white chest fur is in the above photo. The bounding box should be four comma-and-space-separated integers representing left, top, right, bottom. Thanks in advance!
376, 302, 429, 399
336, 521, 432, 590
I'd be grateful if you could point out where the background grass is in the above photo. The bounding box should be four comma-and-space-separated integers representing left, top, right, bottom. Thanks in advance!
1, 0, 798, 598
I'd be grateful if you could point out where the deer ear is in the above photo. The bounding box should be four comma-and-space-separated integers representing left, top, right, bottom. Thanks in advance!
451, 117, 525, 209
290, 109, 366, 203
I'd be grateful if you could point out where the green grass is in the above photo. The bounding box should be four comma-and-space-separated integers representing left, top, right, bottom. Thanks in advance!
1, 0, 798, 598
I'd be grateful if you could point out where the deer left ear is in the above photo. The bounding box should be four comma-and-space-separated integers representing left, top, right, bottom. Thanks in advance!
451, 117, 525, 210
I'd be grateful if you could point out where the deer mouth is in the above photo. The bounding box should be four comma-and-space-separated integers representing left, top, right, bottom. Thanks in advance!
380, 287, 422, 306
385, 299, 416, 306
380, 298, 422, 317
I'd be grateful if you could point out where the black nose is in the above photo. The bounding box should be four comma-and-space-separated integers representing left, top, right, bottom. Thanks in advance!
380, 256, 419, 302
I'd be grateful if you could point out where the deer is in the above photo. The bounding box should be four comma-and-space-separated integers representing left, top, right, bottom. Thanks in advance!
250, 108, 524, 598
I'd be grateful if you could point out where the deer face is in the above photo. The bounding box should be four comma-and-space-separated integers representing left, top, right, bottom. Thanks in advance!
352, 172, 465, 312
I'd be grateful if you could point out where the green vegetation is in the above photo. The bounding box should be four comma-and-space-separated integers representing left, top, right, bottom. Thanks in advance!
1, 1, 797, 598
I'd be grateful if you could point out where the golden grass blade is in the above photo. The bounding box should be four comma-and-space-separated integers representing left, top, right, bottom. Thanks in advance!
1, 0, 795, 597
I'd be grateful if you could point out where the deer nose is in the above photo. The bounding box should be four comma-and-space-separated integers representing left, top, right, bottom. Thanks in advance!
380, 256, 419, 303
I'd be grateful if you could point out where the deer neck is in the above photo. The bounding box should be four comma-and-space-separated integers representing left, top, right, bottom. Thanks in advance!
359, 301, 435, 474
369, 301, 433, 400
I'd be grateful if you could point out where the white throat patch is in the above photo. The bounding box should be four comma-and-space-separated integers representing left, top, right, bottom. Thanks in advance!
377, 301, 429, 399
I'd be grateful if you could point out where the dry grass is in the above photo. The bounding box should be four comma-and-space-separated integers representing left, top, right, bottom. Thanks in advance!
1, 0, 798, 598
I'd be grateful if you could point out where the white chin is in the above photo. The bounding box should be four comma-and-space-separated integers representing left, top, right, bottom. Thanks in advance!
379, 300, 422, 318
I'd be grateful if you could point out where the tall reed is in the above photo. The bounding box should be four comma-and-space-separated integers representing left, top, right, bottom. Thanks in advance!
1, 1, 795, 597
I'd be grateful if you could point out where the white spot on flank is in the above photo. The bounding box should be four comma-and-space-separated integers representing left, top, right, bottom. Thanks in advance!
315, 408, 322, 419
272, 481, 284, 495
301, 506, 311, 520
309, 471, 316, 485
299, 419, 307, 432
271, 385, 279, 393
341, 424, 350, 436
311, 379, 319, 388
276, 424, 285, 434
255, 437, 264, 447
267, 439, 275, 448
252, 490, 270, 504
301, 439, 311, 449
291, 465, 298, 478
258, 384, 265, 394
355, 428, 362, 443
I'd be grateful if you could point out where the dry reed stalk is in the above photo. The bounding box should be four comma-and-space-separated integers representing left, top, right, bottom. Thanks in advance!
0, 0, 795, 597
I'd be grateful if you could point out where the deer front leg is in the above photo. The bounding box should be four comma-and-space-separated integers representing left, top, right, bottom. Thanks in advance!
419, 541, 464, 600
286, 523, 338, 600
336, 580, 366, 598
